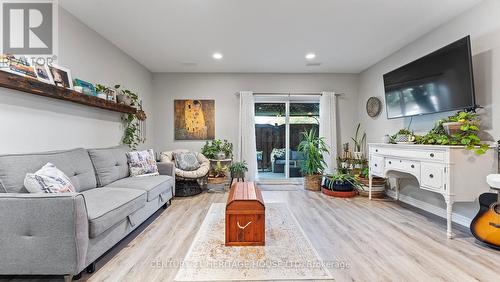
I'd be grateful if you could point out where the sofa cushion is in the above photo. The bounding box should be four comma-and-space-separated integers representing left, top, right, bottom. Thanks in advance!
105, 175, 174, 202
82, 187, 146, 238
0, 148, 96, 193
88, 146, 130, 187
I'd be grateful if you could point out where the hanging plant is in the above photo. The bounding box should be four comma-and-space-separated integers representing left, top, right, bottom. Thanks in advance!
115, 85, 144, 149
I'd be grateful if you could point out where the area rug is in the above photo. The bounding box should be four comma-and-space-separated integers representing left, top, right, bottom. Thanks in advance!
174, 203, 333, 281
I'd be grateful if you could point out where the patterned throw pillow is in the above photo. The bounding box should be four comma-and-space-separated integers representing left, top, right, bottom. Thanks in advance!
126, 149, 159, 177
174, 152, 200, 171
24, 163, 75, 193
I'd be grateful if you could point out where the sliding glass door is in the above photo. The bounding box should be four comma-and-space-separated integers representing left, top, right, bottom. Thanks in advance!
254, 97, 319, 181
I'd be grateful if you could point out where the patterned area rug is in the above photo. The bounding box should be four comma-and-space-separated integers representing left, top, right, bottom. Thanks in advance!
175, 203, 333, 281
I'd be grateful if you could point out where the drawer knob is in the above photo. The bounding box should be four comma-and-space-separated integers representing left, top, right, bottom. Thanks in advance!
430, 153, 435, 157
374, 164, 378, 167
411, 164, 415, 168
388, 161, 392, 164
429, 174, 434, 178
375, 149, 378, 152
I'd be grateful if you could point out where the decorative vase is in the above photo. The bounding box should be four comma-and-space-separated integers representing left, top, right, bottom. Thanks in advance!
395, 134, 415, 143
382, 134, 391, 144
442, 122, 462, 136
117, 93, 133, 106
304, 175, 321, 191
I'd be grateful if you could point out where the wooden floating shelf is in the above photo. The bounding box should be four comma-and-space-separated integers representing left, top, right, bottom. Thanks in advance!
0, 71, 137, 114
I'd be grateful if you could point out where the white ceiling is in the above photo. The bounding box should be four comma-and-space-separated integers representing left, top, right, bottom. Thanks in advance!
60, 0, 482, 73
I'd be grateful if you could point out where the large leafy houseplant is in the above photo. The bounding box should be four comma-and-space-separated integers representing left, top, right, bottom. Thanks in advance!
201, 139, 233, 159
298, 129, 330, 191
414, 111, 489, 155
229, 161, 248, 179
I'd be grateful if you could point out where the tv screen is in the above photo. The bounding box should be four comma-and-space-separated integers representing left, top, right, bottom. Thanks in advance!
383, 36, 475, 119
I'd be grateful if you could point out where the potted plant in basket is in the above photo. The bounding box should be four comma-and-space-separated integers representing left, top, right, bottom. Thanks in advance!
229, 161, 248, 180
322, 173, 359, 198
298, 129, 330, 191
208, 161, 228, 185
357, 167, 387, 198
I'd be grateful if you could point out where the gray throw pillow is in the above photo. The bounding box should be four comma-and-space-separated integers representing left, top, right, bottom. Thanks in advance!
174, 152, 201, 171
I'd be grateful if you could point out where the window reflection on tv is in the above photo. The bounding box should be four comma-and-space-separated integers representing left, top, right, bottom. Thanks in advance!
383, 36, 475, 119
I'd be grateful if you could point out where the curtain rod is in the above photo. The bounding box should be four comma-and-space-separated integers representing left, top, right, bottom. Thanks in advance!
249, 92, 344, 96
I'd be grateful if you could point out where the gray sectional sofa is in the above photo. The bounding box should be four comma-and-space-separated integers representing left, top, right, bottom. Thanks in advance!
0, 146, 175, 280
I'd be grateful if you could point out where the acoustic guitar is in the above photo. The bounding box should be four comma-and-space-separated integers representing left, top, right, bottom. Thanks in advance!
470, 192, 500, 249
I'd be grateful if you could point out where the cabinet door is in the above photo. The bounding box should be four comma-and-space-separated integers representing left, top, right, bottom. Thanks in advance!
370, 156, 384, 176
421, 163, 445, 191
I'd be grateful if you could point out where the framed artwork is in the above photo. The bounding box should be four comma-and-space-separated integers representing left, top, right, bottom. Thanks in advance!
74, 78, 96, 96
48, 64, 73, 89
174, 99, 215, 140
33, 63, 54, 85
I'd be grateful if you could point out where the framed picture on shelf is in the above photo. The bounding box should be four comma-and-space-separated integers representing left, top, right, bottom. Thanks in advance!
74, 78, 96, 96
106, 88, 117, 102
48, 64, 73, 89
33, 63, 54, 85
0, 54, 37, 79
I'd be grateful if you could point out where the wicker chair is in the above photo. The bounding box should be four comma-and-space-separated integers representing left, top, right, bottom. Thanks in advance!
160, 149, 210, 196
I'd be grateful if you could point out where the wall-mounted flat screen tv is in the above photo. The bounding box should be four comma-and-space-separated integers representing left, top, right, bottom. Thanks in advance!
383, 36, 475, 119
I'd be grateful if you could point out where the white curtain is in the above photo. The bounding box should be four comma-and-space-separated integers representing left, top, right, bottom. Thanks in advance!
319, 91, 338, 174
238, 91, 258, 180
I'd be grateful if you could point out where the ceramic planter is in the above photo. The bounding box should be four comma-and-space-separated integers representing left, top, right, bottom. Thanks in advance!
395, 134, 415, 143
215, 152, 226, 160
117, 93, 133, 106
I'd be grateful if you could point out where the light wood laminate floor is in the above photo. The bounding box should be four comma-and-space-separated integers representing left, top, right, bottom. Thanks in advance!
2, 189, 500, 282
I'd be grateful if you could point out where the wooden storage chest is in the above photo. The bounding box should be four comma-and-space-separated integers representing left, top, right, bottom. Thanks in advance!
225, 182, 265, 246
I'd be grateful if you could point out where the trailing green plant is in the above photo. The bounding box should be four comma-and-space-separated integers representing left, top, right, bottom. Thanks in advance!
351, 123, 366, 152
115, 85, 142, 149
201, 139, 233, 159
229, 161, 248, 177
298, 128, 330, 176
414, 111, 488, 155
360, 167, 369, 179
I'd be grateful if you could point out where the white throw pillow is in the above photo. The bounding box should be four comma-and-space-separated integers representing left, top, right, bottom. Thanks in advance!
24, 163, 76, 193
126, 149, 159, 177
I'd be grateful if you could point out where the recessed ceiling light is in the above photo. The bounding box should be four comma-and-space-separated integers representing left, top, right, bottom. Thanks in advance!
212, 53, 223, 60
305, 53, 316, 60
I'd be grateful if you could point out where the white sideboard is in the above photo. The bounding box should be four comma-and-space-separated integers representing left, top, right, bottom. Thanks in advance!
368, 143, 498, 238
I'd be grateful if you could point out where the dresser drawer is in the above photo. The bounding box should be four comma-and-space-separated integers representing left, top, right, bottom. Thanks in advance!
385, 158, 420, 177
370, 156, 384, 175
389, 149, 445, 161
370, 147, 390, 155
421, 163, 445, 191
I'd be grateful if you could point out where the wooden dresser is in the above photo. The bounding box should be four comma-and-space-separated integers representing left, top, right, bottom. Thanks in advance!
225, 182, 265, 246
368, 143, 498, 238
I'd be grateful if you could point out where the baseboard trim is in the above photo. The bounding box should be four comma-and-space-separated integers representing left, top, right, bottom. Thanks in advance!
385, 190, 471, 227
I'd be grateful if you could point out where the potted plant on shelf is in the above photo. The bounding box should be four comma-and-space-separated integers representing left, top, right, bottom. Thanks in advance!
392, 128, 415, 144
351, 123, 366, 159
322, 173, 359, 198
114, 85, 138, 106
229, 161, 248, 182
95, 84, 109, 100
357, 167, 387, 198
298, 129, 329, 191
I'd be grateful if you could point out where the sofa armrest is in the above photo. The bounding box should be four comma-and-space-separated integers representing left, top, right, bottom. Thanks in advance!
0, 193, 89, 275
158, 161, 175, 177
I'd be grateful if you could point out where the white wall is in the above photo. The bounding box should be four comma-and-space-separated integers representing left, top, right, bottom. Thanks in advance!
152, 73, 359, 155
357, 0, 500, 222
0, 7, 153, 154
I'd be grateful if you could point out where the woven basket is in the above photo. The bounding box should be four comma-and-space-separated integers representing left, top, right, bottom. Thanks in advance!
304, 175, 321, 191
